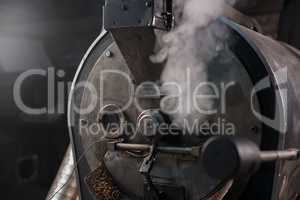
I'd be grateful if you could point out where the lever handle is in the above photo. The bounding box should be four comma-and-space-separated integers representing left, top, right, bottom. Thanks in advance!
201, 137, 300, 181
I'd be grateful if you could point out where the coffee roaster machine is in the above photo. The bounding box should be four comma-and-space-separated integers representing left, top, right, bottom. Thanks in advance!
62, 0, 300, 200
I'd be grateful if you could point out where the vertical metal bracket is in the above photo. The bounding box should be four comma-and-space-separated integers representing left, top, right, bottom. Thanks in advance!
103, 0, 155, 29
103, 0, 173, 31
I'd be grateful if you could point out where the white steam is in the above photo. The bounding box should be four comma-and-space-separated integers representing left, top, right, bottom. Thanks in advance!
153, 0, 236, 128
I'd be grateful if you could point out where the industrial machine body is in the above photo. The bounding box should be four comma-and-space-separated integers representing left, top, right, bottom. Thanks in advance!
67, 1, 300, 200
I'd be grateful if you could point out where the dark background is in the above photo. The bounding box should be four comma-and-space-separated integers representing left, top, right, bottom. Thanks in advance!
0, 0, 299, 199
0, 0, 103, 199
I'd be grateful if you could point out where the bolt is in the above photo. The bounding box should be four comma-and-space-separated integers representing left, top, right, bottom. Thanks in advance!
105, 50, 112, 57
80, 119, 88, 126
251, 126, 260, 134
121, 4, 128, 11
145, 1, 152, 7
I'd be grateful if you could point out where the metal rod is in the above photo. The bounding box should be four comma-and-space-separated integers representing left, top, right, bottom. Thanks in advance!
114, 143, 200, 157
260, 149, 299, 162
116, 143, 150, 151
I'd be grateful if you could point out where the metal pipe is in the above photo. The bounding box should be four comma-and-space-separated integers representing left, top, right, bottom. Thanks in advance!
46, 145, 78, 200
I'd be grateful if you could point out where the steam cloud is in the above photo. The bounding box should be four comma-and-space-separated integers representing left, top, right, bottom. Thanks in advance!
152, 0, 237, 128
